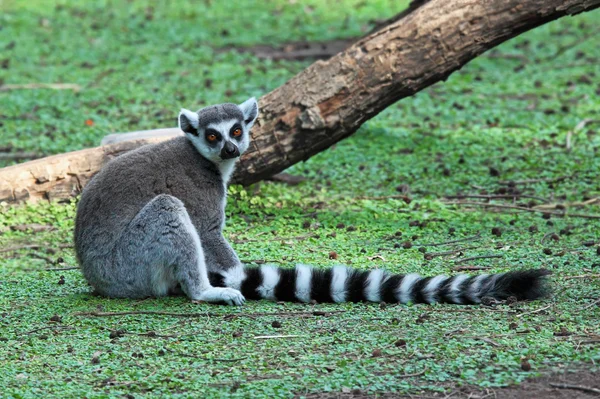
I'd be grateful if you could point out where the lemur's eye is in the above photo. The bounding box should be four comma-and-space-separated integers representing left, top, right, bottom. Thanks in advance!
207, 134, 217, 142
232, 128, 242, 137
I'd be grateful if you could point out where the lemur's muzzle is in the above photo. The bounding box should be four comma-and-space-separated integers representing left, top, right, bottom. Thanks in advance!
220, 141, 240, 160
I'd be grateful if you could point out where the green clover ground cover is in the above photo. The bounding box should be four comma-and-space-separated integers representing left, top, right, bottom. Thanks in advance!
1, 1, 600, 398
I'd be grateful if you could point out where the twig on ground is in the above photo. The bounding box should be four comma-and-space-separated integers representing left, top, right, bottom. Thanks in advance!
516, 304, 553, 318
445, 194, 549, 203
566, 130, 573, 151
98, 380, 139, 388
233, 233, 317, 244
534, 197, 600, 210
45, 266, 79, 271
29, 252, 55, 264
484, 53, 529, 63
267, 173, 307, 186
417, 233, 482, 247
444, 201, 600, 219
422, 246, 482, 259
542, 26, 600, 61
73, 310, 346, 319
86, 68, 116, 88
426, 250, 462, 258
25, 325, 72, 335
125, 331, 175, 339
497, 176, 570, 185
10, 224, 56, 233
254, 334, 303, 340
452, 266, 491, 272
564, 274, 600, 280
353, 194, 411, 202
454, 254, 503, 264
541, 232, 554, 244
549, 382, 600, 395
397, 367, 429, 378
467, 337, 502, 347
0, 83, 82, 92
0, 244, 45, 253
0, 243, 73, 253
576, 298, 600, 312
580, 340, 600, 345
427, 307, 510, 313
166, 349, 248, 362
229, 231, 268, 242
239, 259, 283, 264
574, 118, 600, 132
0, 152, 44, 161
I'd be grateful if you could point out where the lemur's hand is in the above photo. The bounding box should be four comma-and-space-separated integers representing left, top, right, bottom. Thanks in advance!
193, 287, 245, 306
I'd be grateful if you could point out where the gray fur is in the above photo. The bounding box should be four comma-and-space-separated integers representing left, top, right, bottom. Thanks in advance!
197, 103, 244, 128
74, 99, 259, 305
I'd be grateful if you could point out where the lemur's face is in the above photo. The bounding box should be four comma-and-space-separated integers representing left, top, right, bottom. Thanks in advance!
178, 98, 258, 163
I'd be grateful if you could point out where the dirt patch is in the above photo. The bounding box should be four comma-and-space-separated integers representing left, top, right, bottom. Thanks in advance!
486, 370, 600, 399
219, 1, 433, 61
301, 368, 600, 398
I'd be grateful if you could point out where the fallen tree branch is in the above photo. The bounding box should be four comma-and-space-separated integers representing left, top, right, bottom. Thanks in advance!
1, 0, 599, 204
0, 138, 168, 203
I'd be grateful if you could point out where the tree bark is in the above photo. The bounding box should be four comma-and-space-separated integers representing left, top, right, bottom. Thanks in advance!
235, 0, 599, 185
0, 138, 168, 203
1, 0, 598, 204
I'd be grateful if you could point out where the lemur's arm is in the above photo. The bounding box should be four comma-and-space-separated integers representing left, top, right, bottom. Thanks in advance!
201, 230, 242, 272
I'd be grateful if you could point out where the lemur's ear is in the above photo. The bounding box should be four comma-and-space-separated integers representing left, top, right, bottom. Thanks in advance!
178, 108, 199, 135
239, 97, 259, 127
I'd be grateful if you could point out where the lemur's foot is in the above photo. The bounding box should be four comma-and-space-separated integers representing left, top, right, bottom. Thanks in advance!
194, 287, 245, 306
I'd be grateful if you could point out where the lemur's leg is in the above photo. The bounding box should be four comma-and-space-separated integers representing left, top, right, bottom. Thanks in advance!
200, 231, 247, 290
115, 194, 245, 305
201, 231, 242, 272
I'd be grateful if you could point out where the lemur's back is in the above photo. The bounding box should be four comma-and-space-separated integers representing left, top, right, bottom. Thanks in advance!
74, 136, 224, 266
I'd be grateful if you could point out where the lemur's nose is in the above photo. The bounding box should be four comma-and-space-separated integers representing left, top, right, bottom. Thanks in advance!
225, 145, 236, 154
221, 141, 240, 159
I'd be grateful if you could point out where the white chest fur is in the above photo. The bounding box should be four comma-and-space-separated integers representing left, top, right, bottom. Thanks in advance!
218, 159, 236, 186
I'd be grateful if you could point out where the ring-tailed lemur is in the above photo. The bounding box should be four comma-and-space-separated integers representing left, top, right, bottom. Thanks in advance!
74, 99, 550, 306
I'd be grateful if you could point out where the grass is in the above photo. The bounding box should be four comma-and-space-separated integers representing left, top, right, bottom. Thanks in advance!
1, 1, 600, 398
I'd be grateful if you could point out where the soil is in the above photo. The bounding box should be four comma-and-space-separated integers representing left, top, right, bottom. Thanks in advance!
301, 368, 600, 399
218, 0, 432, 61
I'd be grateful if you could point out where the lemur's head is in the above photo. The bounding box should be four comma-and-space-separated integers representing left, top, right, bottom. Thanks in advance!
178, 98, 258, 163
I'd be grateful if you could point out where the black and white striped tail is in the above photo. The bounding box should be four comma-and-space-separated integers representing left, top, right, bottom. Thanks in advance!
209, 265, 550, 304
